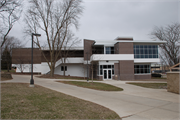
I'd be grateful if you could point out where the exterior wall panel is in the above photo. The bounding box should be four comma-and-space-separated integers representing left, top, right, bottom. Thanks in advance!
134, 74, 151, 80
84, 39, 95, 60
119, 60, 134, 80
114, 63, 119, 80
54, 64, 87, 77
118, 43, 134, 54
12, 48, 41, 64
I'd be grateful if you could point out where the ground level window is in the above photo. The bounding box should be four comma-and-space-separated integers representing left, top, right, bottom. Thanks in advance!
61, 66, 67, 71
99, 65, 114, 75
134, 65, 150, 74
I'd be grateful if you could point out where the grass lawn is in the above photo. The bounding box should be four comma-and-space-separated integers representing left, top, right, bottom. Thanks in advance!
38, 74, 99, 81
1, 77, 12, 81
1, 70, 16, 73
1, 83, 121, 119
57, 81, 123, 91
127, 83, 167, 89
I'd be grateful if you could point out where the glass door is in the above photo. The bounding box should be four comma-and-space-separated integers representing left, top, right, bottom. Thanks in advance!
108, 70, 112, 79
103, 69, 112, 80
103, 70, 107, 79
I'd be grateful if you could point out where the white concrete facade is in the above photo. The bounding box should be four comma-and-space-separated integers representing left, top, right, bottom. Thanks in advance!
13, 57, 86, 77
91, 54, 134, 61
54, 64, 87, 77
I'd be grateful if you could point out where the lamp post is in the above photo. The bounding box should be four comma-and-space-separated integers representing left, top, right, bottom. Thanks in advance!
29, 33, 41, 87
86, 52, 89, 82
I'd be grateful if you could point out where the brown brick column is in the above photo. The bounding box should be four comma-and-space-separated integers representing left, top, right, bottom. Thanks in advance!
84, 39, 95, 60
119, 60, 134, 80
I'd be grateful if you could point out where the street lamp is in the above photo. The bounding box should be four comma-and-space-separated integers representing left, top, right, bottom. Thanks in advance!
86, 52, 89, 82
29, 33, 41, 87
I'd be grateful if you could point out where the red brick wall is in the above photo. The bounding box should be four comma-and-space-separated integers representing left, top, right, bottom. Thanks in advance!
114, 63, 119, 80
84, 39, 95, 60
119, 60, 134, 80
12, 48, 41, 64
134, 74, 151, 80
118, 42, 133, 54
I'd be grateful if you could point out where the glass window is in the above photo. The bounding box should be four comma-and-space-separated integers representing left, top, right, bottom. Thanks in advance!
106, 47, 114, 54
134, 65, 150, 74
136, 45, 139, 49
108, 65, 111, 68
61, 66, 67, 71
100, 70, 102, 75
140, 48, 144, 54
136, 49, 139, 54
134, 69, 137, 74
134, 45, 158, 59
100, 65, 103, 75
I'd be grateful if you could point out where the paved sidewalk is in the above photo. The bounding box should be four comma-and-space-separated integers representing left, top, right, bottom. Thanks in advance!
1, 75, 180, 120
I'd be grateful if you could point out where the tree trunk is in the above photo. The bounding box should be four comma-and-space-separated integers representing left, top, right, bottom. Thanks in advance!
7, 63, 9, 72
63, 59, 66, 76
50, 63, 55, 77
92, 66, 93, 83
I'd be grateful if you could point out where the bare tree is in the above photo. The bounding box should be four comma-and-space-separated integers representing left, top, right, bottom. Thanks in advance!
24, 0, 83, 77
15, 59, 29, 73
60, 31, 81, 76
0, 0, 22, 47
151, 23, 180, 66
1, 36, 23, 71
1, 36, 23, 55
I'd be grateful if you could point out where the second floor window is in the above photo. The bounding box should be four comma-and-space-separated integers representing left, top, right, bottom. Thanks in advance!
105, 47, 114, 54
134, 45, 158, 58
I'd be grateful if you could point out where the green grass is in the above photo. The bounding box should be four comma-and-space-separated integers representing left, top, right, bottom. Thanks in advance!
1, 70, 15, 73
127, 83, 167, 89
57, 81, 123, 91
1, 83, 121, 119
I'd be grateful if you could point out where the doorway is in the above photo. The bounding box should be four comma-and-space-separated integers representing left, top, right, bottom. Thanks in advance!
103, 69, 112, 80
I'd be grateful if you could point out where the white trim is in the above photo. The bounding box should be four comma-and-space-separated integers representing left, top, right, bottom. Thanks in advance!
91, 54, 134, 61
41, 47, 84, 50
94, 40, 166, 46
134, 58, 160, 63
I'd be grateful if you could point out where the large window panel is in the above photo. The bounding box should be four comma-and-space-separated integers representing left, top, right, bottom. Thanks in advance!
134, 65, 150, 74
105, 47, 114, 54
134, 45, 158, 59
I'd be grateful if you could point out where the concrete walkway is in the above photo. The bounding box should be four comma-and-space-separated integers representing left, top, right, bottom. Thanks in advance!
1, 75, 180, 120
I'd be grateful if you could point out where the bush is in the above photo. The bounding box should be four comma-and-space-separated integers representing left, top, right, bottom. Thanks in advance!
151, 73, 161, 77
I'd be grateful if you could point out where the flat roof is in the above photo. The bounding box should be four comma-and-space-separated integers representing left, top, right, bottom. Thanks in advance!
94, 40, 166, 45
41, 47, 84, 50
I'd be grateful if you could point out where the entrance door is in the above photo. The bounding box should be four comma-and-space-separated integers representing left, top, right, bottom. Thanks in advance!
103, 69, 112, 80
108, 70, 112, 79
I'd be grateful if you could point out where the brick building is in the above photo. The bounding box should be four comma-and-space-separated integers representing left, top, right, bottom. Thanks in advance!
12, 37, 166, 80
